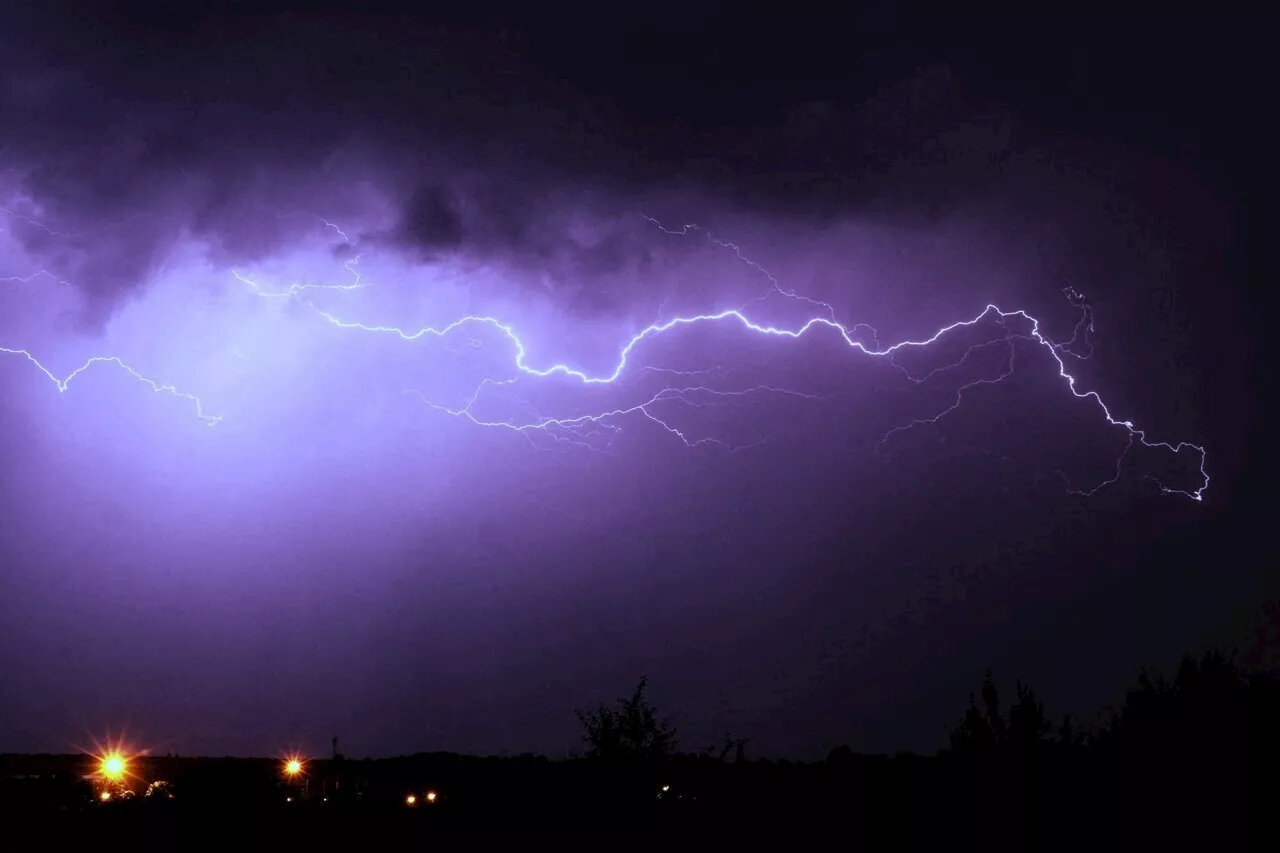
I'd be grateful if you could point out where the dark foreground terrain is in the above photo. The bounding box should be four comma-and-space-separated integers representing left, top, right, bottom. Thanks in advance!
5, 655, 1275, 843
2, 747, 1268, 845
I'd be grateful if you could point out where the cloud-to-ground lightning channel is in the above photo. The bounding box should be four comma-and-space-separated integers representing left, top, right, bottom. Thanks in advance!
1, 211, 1207, 500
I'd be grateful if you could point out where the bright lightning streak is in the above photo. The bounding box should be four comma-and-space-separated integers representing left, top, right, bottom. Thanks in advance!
0, 347, 221, 425
0, 208, 1208, 501
308, 217, 1207, 501
330, 296, 1207, 500
2, 205, 220, 425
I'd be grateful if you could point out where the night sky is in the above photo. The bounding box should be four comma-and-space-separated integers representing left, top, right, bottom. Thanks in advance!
0, 3, 1270, 760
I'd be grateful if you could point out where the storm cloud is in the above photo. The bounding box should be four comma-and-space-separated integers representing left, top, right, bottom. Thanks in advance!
0, 4, 1258, 760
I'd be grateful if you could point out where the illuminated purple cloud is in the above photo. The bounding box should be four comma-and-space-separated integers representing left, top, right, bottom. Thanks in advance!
0, 4, 1242, 760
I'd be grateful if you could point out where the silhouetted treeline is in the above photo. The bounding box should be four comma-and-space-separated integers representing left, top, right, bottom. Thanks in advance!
931, 650, 1274, 849
2, 651, 1275, 840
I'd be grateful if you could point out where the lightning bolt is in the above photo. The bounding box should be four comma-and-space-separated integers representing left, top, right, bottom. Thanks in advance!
315, 215, 352, 245
319, 295, 1207, 500
1, 208, 1208, 501
0, 346, 221, 425
296, 217, 1207, 501
1, 268, 74, 287
2, 202, 220, 425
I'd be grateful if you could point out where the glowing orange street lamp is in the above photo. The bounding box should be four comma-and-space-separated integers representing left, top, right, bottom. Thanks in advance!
406, 794, 417, 806
426, 791, 437, 803
100, 753, 127, 782
284, 758, 303, 777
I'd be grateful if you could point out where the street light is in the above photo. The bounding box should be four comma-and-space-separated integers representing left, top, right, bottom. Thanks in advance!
100, 753, 126, 781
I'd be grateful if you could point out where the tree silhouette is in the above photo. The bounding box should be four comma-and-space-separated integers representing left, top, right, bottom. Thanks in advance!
1089, 650, 1254, 846
1007, 681, 1052, 751
576, 676, 677, 763
1056, 713, 1084, 750
949, 669, 1055, 756
1100, 650, 1246, 752
950, 669, 1002, 753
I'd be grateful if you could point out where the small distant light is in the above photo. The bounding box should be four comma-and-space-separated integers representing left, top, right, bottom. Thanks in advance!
426, 791, 437, 803
661, 785, 670, 792
286, 796, 292, 803
99, 791, 112, 801
406, 794, 416, 805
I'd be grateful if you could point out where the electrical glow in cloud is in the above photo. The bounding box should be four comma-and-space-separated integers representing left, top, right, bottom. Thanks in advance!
0, 211, 1209, 501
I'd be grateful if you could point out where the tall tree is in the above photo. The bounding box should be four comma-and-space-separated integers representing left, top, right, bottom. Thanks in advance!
576, 677, 677, 762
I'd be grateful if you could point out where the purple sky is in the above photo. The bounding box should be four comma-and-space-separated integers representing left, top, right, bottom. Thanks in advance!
0, 5, 1267, 760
